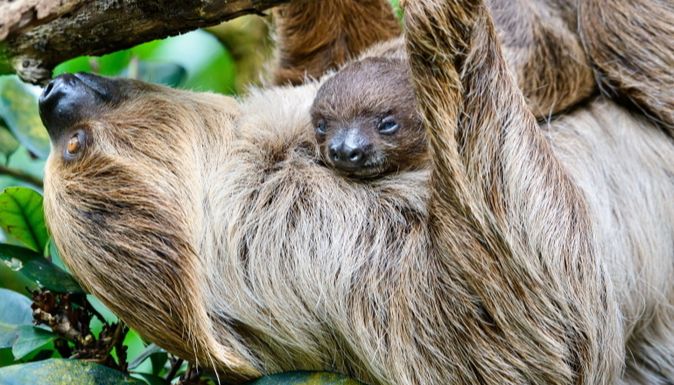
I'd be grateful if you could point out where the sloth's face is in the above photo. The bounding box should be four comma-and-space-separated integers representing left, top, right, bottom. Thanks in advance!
312, 111, 419, 178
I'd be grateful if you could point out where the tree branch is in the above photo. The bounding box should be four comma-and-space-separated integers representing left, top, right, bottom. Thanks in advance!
0, 0, 290, 84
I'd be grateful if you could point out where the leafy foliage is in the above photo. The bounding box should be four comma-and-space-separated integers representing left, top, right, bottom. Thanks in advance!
0, 77, 49, 159
0, 359, 145, 385
0, 187, 48, 252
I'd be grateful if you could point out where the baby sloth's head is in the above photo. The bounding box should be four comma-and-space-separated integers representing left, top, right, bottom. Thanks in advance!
310, 57, 427, 178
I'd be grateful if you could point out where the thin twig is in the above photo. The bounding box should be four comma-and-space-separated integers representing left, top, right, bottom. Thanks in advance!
166, 357, 185, 381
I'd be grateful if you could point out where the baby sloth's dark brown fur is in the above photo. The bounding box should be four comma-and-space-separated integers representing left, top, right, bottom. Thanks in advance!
311, 58, 426, 178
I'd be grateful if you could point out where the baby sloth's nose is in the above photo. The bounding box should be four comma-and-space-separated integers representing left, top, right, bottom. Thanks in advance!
328, 129, 371, 170
329, 143, 365, 167
39, 73, 113, 141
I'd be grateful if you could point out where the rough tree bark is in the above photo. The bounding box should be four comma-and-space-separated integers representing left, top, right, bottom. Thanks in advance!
0, 0, 289, 84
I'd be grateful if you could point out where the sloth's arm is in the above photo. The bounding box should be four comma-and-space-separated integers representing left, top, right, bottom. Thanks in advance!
271, 0, 400, 85
579, 0, 674, 134
488, 0, 595, 118
402, 0, 621, 382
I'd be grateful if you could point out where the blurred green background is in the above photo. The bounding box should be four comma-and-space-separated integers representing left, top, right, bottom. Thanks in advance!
0, 1, 401, 384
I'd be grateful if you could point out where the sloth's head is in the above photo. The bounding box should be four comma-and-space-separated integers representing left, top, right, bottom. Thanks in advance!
38, 73, 430, 380
310, 58, 427, 178
39, 73, 256, 378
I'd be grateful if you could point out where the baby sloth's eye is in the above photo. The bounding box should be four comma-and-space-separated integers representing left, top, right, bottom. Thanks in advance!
64, 130, 86, 160
378, 115, 399, 135
315, 119, 327, 135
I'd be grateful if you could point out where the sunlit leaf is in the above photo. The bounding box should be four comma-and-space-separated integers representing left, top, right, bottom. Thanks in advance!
0, 243, 83, 293
54, 50, 133, 78
132, 30, 236, 94
0, 76, 49, 159
53, 56, 93, 77
123, 61, 187, 87
96, 51, 134, 76
0, 359, 145, 385
122, 330, 149, 373
247, 372, 365, 385
11, 325, 55, 359
128, 343, 162, 371
0, 187, 48, 252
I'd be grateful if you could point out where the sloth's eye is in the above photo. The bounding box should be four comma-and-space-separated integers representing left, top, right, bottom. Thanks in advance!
378, 116, 399, 135
65, 130, 86, 159
315, 119, 327, 135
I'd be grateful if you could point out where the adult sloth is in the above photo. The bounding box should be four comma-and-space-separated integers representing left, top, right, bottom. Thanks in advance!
38, 0, 673, 384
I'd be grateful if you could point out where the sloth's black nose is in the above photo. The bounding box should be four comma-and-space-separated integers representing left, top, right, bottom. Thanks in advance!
39, 73, 113, 141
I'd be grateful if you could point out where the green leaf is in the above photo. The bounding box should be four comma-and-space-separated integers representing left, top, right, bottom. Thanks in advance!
54, 50, 133, 78
46, 238, 67, 271
148, 352, 167, 376
11, 325, 55, 360
0, 187, 48, 252
0, 288, 32, 326
0, 243, 84, 293
0, 358, 145, 385
130, 373, 168, 385
0, 121, 19, 158
123, 61, 187, 88
0, 147, 45, 191
0, 348, 13, 368
246, 372, 365, 385
96, 51, 133, 76
0, 264, 35, 296
53, 56, 93, 76
128, 343, 162, 371
0, 43, 12, 76
0, 76, 50, 159
0, 288, 33, 349
122, 330, 149, 373
87, 295, 117, 323
131, 30, 236, 94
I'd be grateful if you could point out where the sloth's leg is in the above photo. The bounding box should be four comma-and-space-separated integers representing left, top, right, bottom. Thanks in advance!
579, 0, 674, 135
271, 0, 401, 86
488, 0, 596, 119
402, 0, 623, 383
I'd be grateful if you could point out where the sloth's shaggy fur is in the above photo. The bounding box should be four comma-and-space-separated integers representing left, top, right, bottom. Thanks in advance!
43, 0, 673, 384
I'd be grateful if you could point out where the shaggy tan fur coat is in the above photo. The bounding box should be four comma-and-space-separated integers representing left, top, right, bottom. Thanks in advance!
43, 0, 673, 384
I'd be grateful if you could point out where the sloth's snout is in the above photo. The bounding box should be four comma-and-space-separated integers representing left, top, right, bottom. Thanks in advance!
39, 73, 113, 141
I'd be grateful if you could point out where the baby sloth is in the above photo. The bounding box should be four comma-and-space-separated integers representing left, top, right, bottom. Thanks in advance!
311, 57, 427, 178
